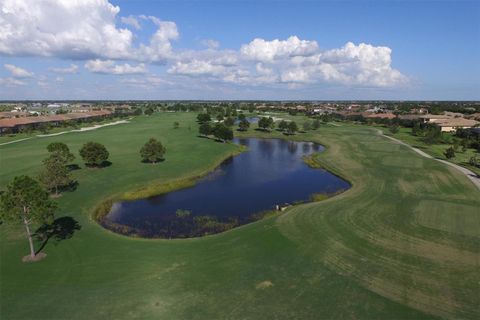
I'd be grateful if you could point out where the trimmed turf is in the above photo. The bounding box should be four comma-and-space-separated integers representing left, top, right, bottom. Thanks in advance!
381, 126, 480, 176
1, 113, 479, 319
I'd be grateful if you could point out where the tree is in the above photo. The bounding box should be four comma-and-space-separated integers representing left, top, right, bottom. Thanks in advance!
287, 121, 298, 135
224, 117, 235, 127
173, 121, 180, 129
140, 138, 166, 164
46, 142, 75, 164
238, 118, 250, 131
469, 155, 479, 168
144, 108, 154, 116
412, 122, 421, 136
248, 105, 255, 113
312, 119, 321, 130
278, 120, 288, 131
444, 146, 455, 159
302, 121, 312, 132
199, 122, 212, 137
424, 124, 441, 144
238, 113, 246, 121
258, 117, 274, 131
38, 154, 73, 195
213, 123, 233, 142
197, 113, 211, 123
79, 142, 109, 167
389, 125, 400, 134
0, 176, 56, 261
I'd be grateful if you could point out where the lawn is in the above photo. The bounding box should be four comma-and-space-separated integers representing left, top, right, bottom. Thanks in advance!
1, 113, 479, 319
380, 126, 480, 176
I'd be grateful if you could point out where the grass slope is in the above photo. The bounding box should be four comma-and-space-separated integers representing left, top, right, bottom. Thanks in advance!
1, 114, 479, 319
381, 126, 480, 176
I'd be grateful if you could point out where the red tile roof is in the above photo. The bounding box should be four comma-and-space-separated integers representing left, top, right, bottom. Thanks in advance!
0, 111, 111, 128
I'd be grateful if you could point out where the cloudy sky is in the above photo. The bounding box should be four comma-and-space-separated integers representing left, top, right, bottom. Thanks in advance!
0, 0, 479, 100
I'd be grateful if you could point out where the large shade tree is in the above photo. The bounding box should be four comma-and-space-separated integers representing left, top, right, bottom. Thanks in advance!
38, 153, 73, 195
0, 176, 56, 261
238, 118, 250, 131
197, 113, 211, 123
46, 142, 75, 164
213, 123, 233, 142
199, 122, 212, 137
287, 121, 298, 135
278, 120, 288, 132
140, 138, 166, 163
79, 142, 109, 167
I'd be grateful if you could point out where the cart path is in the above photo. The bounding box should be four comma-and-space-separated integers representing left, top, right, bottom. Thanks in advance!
377, 129, 480, 191
0, 120, 130, 146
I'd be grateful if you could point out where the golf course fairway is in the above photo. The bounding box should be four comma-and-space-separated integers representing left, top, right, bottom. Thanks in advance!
1, 113, 479, 319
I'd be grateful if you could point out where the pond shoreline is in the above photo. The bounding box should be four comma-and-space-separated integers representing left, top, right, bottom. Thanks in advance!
94, 137, 351, 239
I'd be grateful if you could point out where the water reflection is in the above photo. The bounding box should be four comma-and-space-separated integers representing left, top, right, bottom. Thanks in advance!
104, 138, 350, 238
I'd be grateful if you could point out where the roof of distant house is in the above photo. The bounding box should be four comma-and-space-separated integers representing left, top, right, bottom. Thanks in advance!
435, 118, 479, 127
0, 111, 111, 128
362, 112, 396, 119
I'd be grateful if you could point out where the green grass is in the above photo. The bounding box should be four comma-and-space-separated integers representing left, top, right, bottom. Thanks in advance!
381, 126, 480, 175
1, 113, 479, 319
0, 117, 129, 144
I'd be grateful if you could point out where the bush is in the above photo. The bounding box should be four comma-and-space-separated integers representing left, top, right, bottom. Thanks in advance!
444, 146, 455, 159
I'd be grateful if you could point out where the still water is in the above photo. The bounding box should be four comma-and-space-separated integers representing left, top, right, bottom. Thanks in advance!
104, 138, 350, 237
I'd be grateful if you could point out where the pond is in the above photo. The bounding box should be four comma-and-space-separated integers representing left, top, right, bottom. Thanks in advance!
234, 116, 258, 124
103, 138, 350, 238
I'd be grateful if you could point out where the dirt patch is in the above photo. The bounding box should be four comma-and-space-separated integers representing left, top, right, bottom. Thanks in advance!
22, 252, 47, 263
256, 280, 273, 289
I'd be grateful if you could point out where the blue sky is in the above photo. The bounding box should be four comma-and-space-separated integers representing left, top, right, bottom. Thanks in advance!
0, 0, 479, 100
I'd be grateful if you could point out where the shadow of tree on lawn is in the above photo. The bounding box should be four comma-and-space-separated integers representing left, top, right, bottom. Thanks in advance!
34, 217, 81, 254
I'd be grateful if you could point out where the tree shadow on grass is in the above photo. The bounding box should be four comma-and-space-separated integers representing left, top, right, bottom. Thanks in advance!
34, 217, 81, 254
85, 160, 112, 168
66, 164, 81, 171
141, 158, 165, 164
59, 180, 79, 193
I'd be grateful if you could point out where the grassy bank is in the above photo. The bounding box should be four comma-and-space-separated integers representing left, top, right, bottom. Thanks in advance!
1, 113, 479, 319
379, 126, 480, 175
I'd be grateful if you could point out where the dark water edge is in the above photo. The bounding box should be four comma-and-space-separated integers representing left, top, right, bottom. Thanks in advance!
101, 138, 350, 238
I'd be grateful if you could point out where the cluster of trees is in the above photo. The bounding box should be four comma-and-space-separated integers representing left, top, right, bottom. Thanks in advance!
237, 114, 250, 131
455, 128, 480, 152
277, 120, 298, 135
258, 117, 275, 131
0, 136, 170, 260
198, 122, 234, 142
412, 122, 444, 144
197, 113, 234, 142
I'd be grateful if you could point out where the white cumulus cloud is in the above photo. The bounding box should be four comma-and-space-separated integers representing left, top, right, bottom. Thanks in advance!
0, 0, 177, 63
121, 15, 141, 30
4, 64, 34, 78
49, 64, 79, 74
0, 0, 408, 89
0, 0, 133, 60
241, 36, 319, 62
85, 59, 147, 75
